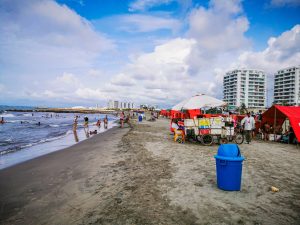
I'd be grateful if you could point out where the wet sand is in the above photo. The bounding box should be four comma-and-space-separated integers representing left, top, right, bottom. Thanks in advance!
0, 118, 299, 225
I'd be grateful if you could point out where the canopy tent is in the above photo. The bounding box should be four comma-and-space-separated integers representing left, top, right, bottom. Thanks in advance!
262, 105, 300, 141
172, 94, 227, 111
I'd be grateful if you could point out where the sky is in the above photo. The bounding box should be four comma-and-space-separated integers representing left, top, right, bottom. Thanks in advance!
0, 0, 299, 108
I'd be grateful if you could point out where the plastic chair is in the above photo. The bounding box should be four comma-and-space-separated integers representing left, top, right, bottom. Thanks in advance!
174, 128, 185, 143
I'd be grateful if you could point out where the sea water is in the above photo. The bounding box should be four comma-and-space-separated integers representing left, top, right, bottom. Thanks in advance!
0, 111, 117, 169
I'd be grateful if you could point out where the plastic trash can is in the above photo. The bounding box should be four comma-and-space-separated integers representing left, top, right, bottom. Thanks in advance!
138, 115, 143, 122
214, 144, 245, 191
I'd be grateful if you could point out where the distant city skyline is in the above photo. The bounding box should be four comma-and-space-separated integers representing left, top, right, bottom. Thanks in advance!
0, 0, 299, 108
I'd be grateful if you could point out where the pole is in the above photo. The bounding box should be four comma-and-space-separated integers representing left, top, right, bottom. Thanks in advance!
274, 106, 277, 141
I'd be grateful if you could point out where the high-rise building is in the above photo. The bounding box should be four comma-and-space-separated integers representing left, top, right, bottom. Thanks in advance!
223, 69, 266, 108
107, 100, 114, 109
273, 66, 300, 106
113, 101, 119, 109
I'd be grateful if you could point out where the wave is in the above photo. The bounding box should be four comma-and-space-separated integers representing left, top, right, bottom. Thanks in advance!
0, 129, 73, 156
0, 113, 15, 117
23, 113, 33, 117
0, 147, 21, 155
49, 124, 59, 127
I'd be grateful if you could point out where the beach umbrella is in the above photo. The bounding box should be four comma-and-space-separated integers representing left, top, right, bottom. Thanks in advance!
172, 94, 227, 110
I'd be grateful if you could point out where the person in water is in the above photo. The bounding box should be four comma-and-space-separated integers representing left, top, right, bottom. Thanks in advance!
89, 130, 97, 135
96, 119, 101, 128
84, 116, 89, 128
73, 115, 78, 131
0, 117, 4, 124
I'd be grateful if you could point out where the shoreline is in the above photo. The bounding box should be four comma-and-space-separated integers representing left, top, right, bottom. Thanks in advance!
6, 108, 117, 114
0, 111, 119, 170
0, 125, 129, 224
0, 121, 118, 170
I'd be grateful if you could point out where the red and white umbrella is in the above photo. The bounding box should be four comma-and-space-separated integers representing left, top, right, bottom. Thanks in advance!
172, 94, 227, 110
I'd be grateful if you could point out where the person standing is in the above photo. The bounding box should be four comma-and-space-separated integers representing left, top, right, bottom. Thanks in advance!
96, 119, 101, 128
84, 116, 89, 128
103, 115, 108, 129
120, 112, 125, 128
241, 112, 255, 144
73, 115, 78, 131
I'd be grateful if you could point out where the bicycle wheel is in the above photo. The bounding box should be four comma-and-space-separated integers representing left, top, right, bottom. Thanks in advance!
234, 133, 244, 144
201, 134, 213, 146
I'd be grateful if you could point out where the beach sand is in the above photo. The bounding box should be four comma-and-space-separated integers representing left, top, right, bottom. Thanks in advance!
0, 118, 299, 224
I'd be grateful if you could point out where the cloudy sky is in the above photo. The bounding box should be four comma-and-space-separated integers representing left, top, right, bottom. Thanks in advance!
0, 0, 299, 108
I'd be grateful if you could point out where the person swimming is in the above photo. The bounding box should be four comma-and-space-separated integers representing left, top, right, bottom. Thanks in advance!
89, 130, 97, 135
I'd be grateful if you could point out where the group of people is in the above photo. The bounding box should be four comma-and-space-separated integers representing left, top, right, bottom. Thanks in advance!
72, 115, 109, 141
119, 111, 132, 128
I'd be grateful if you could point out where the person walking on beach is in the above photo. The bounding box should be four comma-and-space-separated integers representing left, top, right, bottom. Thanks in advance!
120, 111, 125, 128
124, 115, 133, 128
103, 115, 108, 129
73, 115, 78, 131
241, 112, 255, 144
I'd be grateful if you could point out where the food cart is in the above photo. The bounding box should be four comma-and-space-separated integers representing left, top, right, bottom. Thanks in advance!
184, 117, 244, 145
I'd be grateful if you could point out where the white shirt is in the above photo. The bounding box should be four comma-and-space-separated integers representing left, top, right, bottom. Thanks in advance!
241, 116, 255, 130
171, 122, 179, 130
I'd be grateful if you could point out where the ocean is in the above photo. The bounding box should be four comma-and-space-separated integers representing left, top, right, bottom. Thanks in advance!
0, 109, 117, 169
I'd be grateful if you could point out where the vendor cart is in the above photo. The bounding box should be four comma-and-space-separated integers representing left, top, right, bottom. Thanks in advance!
184, 117, 244, 146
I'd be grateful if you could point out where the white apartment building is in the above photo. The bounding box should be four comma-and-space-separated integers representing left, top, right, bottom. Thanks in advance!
273, 66, 300, 105
107, 100, 134, 109
223, 69, 266, 108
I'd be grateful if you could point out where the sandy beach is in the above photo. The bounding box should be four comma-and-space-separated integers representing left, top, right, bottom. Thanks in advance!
0, 117, 299, 225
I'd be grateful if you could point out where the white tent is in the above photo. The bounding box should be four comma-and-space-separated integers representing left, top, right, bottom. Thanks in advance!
172, 94, 227, 110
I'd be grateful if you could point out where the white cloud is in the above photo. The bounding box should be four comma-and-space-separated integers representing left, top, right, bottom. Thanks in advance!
187, 0, 250, 74
87, 0, 252, 106
0, 0, 114, 71
93, 14, 181, 34
235, 25, 300, 74
111, 73, 137, 86
75, 88, 107, 99
116, 14, 181, 33
55, 72, 80, 85
270, 0, 300, 7
129, 0, 174, 11
0, 83, 5, 92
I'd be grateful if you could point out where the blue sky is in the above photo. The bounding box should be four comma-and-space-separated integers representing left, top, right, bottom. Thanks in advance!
0, 0, 299, 107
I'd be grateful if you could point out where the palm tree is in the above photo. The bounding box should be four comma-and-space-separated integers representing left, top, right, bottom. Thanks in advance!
240, 103, 247, 114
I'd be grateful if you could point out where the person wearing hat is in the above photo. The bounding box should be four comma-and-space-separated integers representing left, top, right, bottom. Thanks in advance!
241, 112, 255, 144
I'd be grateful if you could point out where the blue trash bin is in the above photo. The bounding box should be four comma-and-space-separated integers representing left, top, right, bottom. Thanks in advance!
138, 115, 143, 122
214, 144, 245, 191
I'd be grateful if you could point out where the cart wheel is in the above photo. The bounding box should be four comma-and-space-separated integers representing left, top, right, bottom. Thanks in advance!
201, 134, 213, 146
196, 135, 202, 143
234, 133, 244, 144
219, 137, 228, 144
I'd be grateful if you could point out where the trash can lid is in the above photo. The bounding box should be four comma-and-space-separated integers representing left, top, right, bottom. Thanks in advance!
217, 144, 241, 158
214, 154, 245, 161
